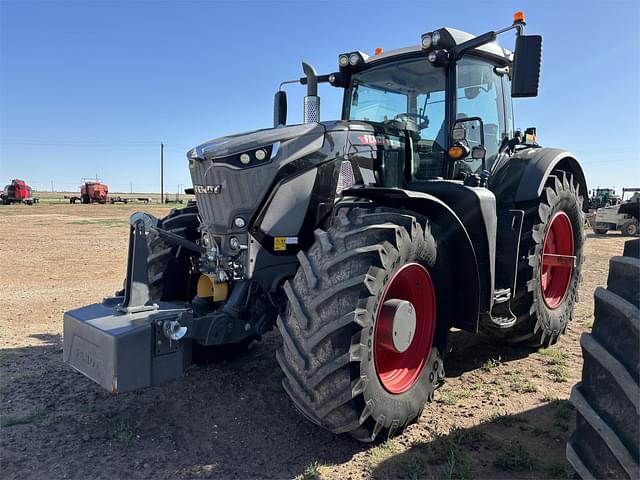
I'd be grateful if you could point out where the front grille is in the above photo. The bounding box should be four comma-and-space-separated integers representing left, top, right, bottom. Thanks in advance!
190, 159, 280, 233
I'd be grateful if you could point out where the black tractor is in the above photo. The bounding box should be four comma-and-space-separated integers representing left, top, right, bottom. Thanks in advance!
64, 12, 587, 442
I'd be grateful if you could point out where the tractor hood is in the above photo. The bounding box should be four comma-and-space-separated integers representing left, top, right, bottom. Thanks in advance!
188, 123, 325, 160
187, 123, 328, 236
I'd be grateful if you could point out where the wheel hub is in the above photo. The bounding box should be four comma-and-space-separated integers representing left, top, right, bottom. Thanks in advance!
377, 299, 417, 353
540, 211, 575, 309
374, 263, 436, 394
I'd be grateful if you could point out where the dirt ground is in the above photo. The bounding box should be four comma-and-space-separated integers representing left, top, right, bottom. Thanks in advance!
0, 203, 629, 479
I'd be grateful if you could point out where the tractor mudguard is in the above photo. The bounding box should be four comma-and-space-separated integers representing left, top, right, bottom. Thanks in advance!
341, 187, 481, 333
489, 148, 588, 212
514, 148, 588, 210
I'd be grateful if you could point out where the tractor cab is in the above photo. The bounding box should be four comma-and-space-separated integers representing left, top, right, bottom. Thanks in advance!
274, 13, 541, 191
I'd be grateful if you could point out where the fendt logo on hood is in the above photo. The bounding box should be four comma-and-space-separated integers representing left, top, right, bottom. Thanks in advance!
357, 134, 402, 148
194, 184, 223, 194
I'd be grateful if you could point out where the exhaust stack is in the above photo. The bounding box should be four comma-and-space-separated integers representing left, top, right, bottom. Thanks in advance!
302, 62, 320, 123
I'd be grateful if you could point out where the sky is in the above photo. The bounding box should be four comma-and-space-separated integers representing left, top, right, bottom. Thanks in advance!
1, 0, 639, 194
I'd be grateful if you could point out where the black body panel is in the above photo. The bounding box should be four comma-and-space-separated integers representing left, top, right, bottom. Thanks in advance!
407, 181, 497, 314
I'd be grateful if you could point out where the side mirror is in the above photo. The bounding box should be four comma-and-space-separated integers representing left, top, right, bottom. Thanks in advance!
453, 117, 484, 147
451, 117, 486, 167
511, 35, 542, 97
273, 90, 287, 127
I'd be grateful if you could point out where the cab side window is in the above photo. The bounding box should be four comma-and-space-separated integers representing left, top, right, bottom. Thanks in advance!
456, 58, 506, 175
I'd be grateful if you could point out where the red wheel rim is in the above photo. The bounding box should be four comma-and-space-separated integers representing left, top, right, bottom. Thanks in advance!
540, 211, 575, 309
373, 263, 436, 394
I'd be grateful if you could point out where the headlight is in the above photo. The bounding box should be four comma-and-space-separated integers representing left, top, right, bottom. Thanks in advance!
338, 54, 349, 67
421, 34, 432, 49
349, 53, 361, 66
240, 153, 251, 164
254, 148, 267, 161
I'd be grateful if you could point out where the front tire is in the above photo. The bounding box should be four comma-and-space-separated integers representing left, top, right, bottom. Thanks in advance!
487, 170, 585, 347
146, 204, 200, 301
276, 207, 446, 442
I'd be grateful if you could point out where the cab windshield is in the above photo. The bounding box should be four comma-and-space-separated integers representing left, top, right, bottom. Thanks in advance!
347, 58, 447, 179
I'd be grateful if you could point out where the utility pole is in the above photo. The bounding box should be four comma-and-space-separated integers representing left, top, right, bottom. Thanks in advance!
51, 180, 54, 192
160, 143, 164, 204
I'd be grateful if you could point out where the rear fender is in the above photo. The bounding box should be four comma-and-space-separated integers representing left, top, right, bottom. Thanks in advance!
341, 187, 480, 333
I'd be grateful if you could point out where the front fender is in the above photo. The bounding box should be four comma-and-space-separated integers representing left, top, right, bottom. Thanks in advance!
341, 187, 481, 333
512, 148, 588, 211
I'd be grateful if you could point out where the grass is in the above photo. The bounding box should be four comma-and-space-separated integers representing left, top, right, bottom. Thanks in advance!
539, 348, 569, 366
481, 357, 501, 372
510, 375, 539, 393
372, 428, 484, 480
368, 439, 402, 469
113, 418, 138, 445
540, 347, 570, 382
400, 456, 428, 480
494, 443, 536, 471
417, 428, 485, 479
295, 461, 323, 480
439, 388, 472, 405
550, 365, 570, 382
0, 407, 48, 427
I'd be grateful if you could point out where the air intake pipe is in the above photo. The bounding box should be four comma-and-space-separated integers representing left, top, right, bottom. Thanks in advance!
302, 62, 320, 123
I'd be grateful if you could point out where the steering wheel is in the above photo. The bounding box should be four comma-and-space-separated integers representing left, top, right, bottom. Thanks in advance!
394, 112, 429, 130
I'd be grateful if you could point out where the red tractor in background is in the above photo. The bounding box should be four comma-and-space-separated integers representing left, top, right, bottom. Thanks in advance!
67, 180, 109, 204
1, 179, 37, 205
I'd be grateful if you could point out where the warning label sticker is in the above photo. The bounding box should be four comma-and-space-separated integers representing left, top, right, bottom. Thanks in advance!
274, 237, 287, 251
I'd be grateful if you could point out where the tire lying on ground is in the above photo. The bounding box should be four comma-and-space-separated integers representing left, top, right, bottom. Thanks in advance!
566, 238, 640, 479
277, 207, 449, 442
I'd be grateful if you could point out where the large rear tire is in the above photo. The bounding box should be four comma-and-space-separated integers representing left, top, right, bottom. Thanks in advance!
567, 239, 639, 479
276, 207, 447, 442
486, 170, 585, 347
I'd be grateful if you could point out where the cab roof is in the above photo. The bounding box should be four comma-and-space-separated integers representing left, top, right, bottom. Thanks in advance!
366, 28, 513, 66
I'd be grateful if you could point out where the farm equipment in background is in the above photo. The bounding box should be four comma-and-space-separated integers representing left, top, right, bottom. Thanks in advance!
67, 180, 109, 204
64, 13, 589, 442
1, 179, 37, 205
590, 188, 640, 235
588, 187, 621, 210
